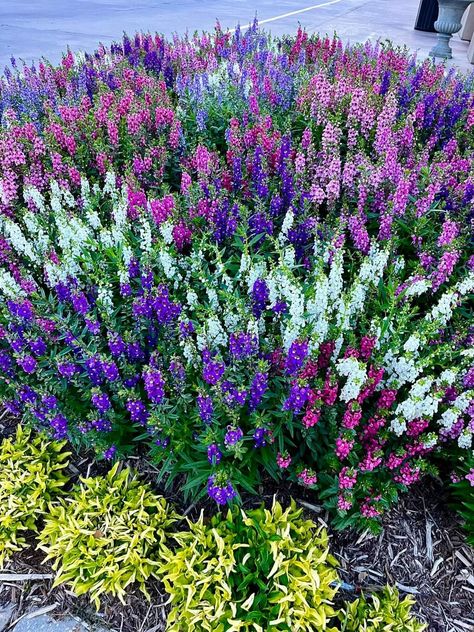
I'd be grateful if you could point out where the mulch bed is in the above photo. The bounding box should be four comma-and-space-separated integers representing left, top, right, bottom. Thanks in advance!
333, 480, 474, 632
1, 417, 473, 632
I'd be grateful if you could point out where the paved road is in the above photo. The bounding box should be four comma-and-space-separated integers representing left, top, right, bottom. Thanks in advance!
0, 0, 472, 73
0, 0, 353, 68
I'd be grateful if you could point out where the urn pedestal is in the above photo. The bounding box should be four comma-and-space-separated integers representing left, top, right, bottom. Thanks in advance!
430, 0, 472, 58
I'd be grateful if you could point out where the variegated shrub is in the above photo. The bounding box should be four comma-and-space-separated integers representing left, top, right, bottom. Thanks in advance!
0, 425, 69, 565
158, 499, 339, 631
338, 586, 427, 631
38, 462, 179, 607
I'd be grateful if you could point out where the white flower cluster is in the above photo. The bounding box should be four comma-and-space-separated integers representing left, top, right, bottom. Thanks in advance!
246, 261, 267, 295
336, 356, 367, 402
103, 171, 116, 195
403, 334, 421, 354
438, 391, 473, 431
109, 189, 128, 245
437, 369, 458, 386
306, 273, 329, 344
458, 430, 472, 449
196, 315, 228, 350
404, 277, 431, 298
382, 350, 421, 389
186, 289, 198, 308
0, 213, 41, 264
159, 220, 174, 245
54, 212, 93, 280
223, 309, 241, 332
390, 417, 407, 436
279, 209, 294, 243
0, 269, 25, 299
23, 211, 50, 257
24, 185, 46, 213
379, 269, 474, 425
423, 433, 438, 450
181, 337, 198, 365
279, 273, 306, 351
393, 256, 405, 274
206, 287, 219, 310
327, 247, 344, 304
139, 216, 153, 255
159, 250, 178, 280
97, 284, 114, 316
426, 272, 474, 327
394, 377, 439, 423
341, 245, 389, 327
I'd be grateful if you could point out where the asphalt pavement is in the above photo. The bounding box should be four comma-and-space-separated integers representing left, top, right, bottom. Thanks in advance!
0, 1, 472, 77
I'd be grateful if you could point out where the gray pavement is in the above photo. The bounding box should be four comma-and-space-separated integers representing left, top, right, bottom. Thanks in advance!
0, 604, 15, 632
11, 614, 89, 632
0, 609, 108, 632
0, 0, 472, 72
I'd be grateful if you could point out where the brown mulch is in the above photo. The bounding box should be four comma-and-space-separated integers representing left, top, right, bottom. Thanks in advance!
1, 417, 473, 631
332, 479, 474, 632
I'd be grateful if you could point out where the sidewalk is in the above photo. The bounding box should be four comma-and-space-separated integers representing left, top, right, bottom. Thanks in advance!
0, 0, 472, 73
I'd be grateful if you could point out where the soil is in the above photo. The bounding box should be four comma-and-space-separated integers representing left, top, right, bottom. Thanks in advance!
1, 419, 473, 632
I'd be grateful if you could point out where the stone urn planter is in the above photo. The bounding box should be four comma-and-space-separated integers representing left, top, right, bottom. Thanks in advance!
430, 0, 473, 58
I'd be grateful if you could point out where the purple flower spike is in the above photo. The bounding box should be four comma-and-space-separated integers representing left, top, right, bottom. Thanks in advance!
252, 279, 269, 318
17, 355, 37, 374
103, 445, 117, 460
71, 292, 90, 315
30, 337, 47, 356
91, 391, 111, 413
127, 399, 149, 425
92, 417, 112, 432
229, 332, 257, 360
207, 474, 237, 505
143, 369, 166, 404
224, 426, 244, 446
253, 427, 268, 448
197, 394, 213, 423
108, 334, 126, 357
7, 300, 34, 321
248, 372, 268, 411
283, 382, 310, 414
285, 339, 309, 376
207, 443, 222, 464
58, 362, 78, 379
202, 359, 225, 385
51, 414, 68, 439
103, 361, 119, 382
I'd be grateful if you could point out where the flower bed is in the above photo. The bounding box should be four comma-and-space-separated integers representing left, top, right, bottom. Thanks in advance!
0, 23, 473, 531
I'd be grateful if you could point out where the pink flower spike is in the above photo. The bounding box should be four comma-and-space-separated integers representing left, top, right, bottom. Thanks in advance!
276, 452, 292, 469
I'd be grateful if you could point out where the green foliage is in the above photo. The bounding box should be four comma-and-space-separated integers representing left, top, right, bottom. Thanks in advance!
0, 425, 69, 566
450, 459, 474, 545
338, 586, 427, 631
158, 498, 340, 631
38, 462, 179, 607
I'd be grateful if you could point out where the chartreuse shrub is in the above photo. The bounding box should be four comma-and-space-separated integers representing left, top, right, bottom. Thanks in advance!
38, 462, 179, 607
338, 586, 427, 631
158, 499, 339, 631
0, 425, 69, 566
